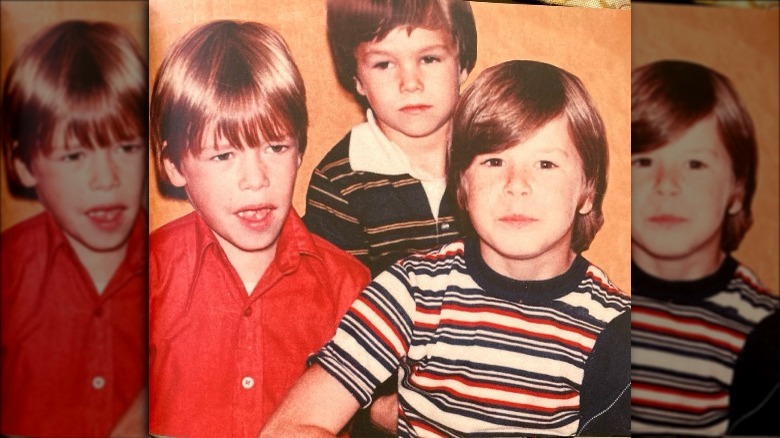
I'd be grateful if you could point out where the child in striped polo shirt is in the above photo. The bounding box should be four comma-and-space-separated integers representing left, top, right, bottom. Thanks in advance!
303, 0, 478, 277
262, 60, 631, 437
630, 60, 779, 437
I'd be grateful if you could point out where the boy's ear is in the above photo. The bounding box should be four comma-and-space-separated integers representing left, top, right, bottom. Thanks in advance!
459, 68, 468, 86
161, 142, 187, 188
578, 183, 595, 215
354, 76, 367, 97
728, 184, 744, 215
13, 158, 37, 188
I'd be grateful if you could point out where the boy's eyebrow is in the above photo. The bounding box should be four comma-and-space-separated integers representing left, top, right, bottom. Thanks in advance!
56, 137, 141, 152
684, 147, 721, 156
204, 135, 296, 150
361, 43, 454, 58
537, 146, 571, 157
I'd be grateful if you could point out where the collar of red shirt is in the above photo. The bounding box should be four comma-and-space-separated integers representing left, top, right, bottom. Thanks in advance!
190, 208, 324, 279
43, 209, 148, 276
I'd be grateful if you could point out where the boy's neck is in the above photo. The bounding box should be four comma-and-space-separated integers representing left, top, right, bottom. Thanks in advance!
481, 240, 578, 282
377, 117, 449, 179
632, 245, 727, 281
214, 234, 275, 295
66, 235, 127, 294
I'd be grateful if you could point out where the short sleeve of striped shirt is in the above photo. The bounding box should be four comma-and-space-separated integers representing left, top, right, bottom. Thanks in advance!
313, 265, 417, 407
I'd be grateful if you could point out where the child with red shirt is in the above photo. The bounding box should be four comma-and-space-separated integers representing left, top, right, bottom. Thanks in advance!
148, 20, 370, 437
1, 21, 148, 437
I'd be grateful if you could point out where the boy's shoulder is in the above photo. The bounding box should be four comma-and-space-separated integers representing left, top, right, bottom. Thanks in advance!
554, 258, 631, 325
390, 240, 467, 278
732, 261, 777, 301
582, 261, 627, 298
313, 131, 353, 175
303, 224, 369, 277
403, 240, 465, 263
1, 212, 53, 254
1, 213, 57, 299
150, 211, 199, 244
715, 258, 779, 324
149, 212, 202, 262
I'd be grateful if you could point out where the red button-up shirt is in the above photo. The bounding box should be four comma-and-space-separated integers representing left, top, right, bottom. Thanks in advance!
1, 211, 148, 437
149, 210, 369, 438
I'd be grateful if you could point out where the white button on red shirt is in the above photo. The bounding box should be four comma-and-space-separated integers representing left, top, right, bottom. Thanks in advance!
241, 376, 254, 389
92, 376, 106, 390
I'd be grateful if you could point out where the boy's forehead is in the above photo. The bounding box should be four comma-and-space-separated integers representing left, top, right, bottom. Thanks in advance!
498, 117, 577, 154
635, 114, 725, 157
42, 124, 141, 153
365, 26, 455, 51
198, 128, 296, 149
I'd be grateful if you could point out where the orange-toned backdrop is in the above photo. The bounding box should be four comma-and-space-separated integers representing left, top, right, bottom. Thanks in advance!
633, 3, 779, 293
0, 1, 149, 228
146, 0, 631, 290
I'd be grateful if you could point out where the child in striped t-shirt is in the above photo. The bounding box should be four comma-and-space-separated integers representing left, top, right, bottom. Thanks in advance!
262, 60, 631, 437
630, 60, 779, 437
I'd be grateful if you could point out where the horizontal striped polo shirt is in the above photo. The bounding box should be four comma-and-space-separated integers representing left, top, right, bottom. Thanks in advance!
314, 239, 631, 436
304, 117, 463, 276
631, 257, 779, 436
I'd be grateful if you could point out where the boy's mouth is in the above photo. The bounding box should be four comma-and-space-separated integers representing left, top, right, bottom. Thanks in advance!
400, 104, 432, 114
86, 205, 126, 231
236, 206, 275, 229
499, 214, 538, 225
648, 214, 687, 224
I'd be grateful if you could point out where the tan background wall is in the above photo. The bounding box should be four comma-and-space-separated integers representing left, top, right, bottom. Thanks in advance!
0, 1, 148, 232
633, 3, 779, 293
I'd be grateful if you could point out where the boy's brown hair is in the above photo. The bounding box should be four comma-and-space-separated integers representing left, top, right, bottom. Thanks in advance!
631, 60, 757, 252
448, 60, 609, 253
327, 0, 477, 107
2, 20, 148, 199
149, 20, 307, 196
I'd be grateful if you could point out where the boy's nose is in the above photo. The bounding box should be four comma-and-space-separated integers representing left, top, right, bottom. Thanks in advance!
399, 64, 423, 93
89, 150, 120, 190
653, 165, 680, 195
504, 167, 531, 196
238, 154, 270, 191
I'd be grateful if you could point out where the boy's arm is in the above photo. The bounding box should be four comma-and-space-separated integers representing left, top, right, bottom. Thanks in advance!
578, 311, 631, 436
368, 394, 398, 435
261, 364, 360, 437
266, 265, 415, 437
728, 309, 780, 435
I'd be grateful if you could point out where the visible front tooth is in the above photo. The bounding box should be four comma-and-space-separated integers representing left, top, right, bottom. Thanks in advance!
238, 209, 268, 220
88, 209, 121, 220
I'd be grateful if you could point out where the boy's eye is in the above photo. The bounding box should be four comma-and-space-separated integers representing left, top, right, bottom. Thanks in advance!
481, 158, 503, 167
631, 157, 653, 167
538, 160, 558, 169
119, 143, 142, 154
421, 55, 440, 64
688, 160, 707, 169
59, 151, 86, 162
210, 152, 233, 161
267, 144, 290, 154
372, 61, 391, 70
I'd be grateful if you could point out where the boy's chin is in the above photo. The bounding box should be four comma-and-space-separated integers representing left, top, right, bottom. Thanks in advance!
64, 230, 133, 255
214, 227, 283, 256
